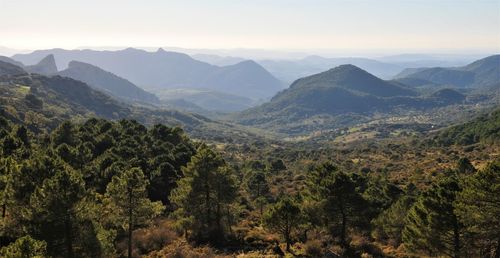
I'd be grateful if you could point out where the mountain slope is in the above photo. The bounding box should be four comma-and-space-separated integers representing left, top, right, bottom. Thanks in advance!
0, 73, 262, 141
58, 61, 159, 103
0, 60, 26, 76
397, 55, 500, 88
12, 48, 284, 99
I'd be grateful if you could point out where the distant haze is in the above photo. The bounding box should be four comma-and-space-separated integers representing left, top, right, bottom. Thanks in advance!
1, 0, 499, 53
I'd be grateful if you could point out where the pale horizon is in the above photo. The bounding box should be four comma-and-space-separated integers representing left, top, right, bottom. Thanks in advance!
1, 0, 499, 55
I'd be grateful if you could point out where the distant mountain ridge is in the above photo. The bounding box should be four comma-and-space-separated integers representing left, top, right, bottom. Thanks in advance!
12, 48, 284, 100
58, 61, 160, 104
396, 55, 500, 88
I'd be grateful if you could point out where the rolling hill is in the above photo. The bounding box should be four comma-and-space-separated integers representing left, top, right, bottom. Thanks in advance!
58, 61, 160, 104
12, 48, 284, 100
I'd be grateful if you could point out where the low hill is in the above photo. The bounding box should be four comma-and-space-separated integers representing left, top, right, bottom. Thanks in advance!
58, 61, 159, 104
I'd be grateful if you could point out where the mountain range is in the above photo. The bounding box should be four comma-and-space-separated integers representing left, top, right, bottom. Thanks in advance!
395, 55, 500, 88
12, 48, 285, 100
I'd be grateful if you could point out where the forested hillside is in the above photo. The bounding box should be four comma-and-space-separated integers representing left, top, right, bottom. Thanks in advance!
0, 110, 498, 257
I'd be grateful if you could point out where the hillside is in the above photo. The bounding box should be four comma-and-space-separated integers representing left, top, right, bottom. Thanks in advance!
0, 73, 262, 141
397, 55, 500, 88
58, 61, 160, 103
235, 65, 470, 133
432, 108, 500, 146
12, 48, 284, 100
0, 60, 26, 76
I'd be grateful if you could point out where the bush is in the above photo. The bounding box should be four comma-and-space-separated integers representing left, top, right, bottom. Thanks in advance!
129, 220, 179, 256
304, 240, 323, 257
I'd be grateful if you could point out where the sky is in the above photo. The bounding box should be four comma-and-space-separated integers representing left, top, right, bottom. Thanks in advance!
1, 0, 499, 55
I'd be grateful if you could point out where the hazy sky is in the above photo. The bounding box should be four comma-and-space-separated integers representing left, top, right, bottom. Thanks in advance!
1, 0, 499, 53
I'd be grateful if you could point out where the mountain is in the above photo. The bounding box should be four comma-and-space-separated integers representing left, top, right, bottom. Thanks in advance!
235, 65, 466, 133
397, 55, 500, 88
200, 60, 284, 100
12, 48, 284, 100
24, 54, 58, 75
0, 60, 26, 76
58, 61, 159, 104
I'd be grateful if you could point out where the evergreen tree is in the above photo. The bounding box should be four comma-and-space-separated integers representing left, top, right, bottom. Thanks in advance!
245, 170, 270, 215
28, 163, 85, 258
456, 157, 476, 174
403, 176, 463, 258
0, 157, 17, 218
170, 145, 237, 244
263, 197, 303, 251
456, 160, 500, 257
0, 235, 47, 258
307, 162, 366, 246
106, 167, 164, 258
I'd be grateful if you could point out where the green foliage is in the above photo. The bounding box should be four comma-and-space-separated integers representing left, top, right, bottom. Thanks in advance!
456, 160, 500, 256
28, 162, 85, 258
307, 162, 367, 246
263, 197, 303, 251
0, 235, 47, 258
106, 167, 164, 258
403, 176, 464, 257
435, 108, 500, 146
372, 195, 415, 246
170, 145, 237, 244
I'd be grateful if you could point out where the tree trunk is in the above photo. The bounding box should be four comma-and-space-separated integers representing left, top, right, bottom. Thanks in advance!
340, 209, 347, 247
494, 239, 500, 258
128, 190, 133, 258
453, 220, 460, 258
285, 233, 291, 251
2, 204, 5, 218
65, 213, 73, 258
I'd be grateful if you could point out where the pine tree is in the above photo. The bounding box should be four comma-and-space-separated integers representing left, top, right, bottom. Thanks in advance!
0, 235, 47, 258
456, 160, 500, 257
170, 145, 237, 244
245, 170, 270, 215
403, 176, 463, 258
0, 157, 17, 218
263, 197, 303, 251
29, 163, 85, 258
106, 167, 164, 258
307, 162, 366, 246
